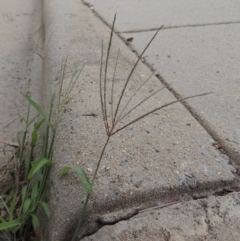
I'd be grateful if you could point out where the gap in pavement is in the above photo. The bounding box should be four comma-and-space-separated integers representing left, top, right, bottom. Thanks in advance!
117, 21, 240, 34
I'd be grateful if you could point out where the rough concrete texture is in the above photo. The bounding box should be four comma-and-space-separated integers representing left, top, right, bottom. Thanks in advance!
82, 192, 240, 241
122, 24, 240, 163
82, 0, 240, 32
0, 0, 43, 140
41, 0, 236, 240
85, 0, 240, 165
84, 0, 240, 164
1, 0, 239, 240
0, 0, 43, 187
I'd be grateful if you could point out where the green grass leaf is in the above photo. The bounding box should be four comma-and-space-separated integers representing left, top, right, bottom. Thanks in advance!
28, 158, 51, 180
23, 94, 54, 131
58, 166, 71, 177
31, 129, 38, 147
0, 197, 10, 219
39, 184, 50, 201
31, 119, 44, 147
0, 220, 22, 231
34, 119, 45, 131
23, 198, 31, 215
26, 114, 40, 129
0, 216, 6, 223
19, 114, 27, 125
72, 167, 92, 194
24, 156, 31, 175
31, 214, 40, 230
39, 201, 50, 217
21, 185, 28, 201
31, 182, 39, 205
10, 191, 18, 221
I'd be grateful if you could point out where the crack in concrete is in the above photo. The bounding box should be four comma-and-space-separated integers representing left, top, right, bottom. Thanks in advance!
96, 209, 139, 226
198, 199, 212, 237
83, 187, 240, 239
82, 1, 240, 34
117, 21, 240, 34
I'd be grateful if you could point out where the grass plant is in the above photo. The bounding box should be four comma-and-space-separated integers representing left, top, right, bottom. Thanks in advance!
0, 60, 82, 240
59, 15, 210, 241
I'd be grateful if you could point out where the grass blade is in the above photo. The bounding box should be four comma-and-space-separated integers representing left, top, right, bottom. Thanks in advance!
103, 13, 117, 134
23, 198, 31, 215
100, 41, 109, 135
39, 201, 50, 217
23, 94, 54, 130
116, 71, 155, 122
31, 214, 40, 230
58, 166, 71, 177
111, 92, 211, 136
116, 86, 165, 125
0, 197, 11, 220
31, 129, 38, 147
9, 192, 18, 221
31, 119, 44, 147
31, 182, 39, 206
26, 114, 40, 129
72, 167, 92, 194
0, 216, 6, 223
0, 220, 22, 231
27, 158, 51, 180
110, 49, 120, 126
21, 185, 28, 201
39, 184, 50, 201
112, 25, 164, 129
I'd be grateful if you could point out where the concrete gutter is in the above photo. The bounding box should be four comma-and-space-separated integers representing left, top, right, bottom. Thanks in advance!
41, 0, 238, 240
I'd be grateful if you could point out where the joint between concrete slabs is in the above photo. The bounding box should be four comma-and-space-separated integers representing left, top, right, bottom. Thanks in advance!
82, 192, 240, 241
116, 21, 240, 34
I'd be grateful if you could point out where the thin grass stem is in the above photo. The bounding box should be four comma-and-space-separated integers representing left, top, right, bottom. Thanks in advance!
103, 14, 117, 134
43, 91, 55, 157
100, 41, 109, 135
71, 194, 90, 241
91, 136, 110, 186
111, 92, 211, 136
116, 86, 165, 125
58, 58, 67, 108
19, 92, 31, 161
71, 136, 110, 241
116, 71, 156, 123
111, 25, 164, 131
111, 49, 120, 126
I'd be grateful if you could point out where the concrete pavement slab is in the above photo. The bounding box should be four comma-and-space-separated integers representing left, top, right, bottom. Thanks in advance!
82, 192, 240, 241
122, 24, 240, 163
82, 0, 240, 32
42, 0, 236, 240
